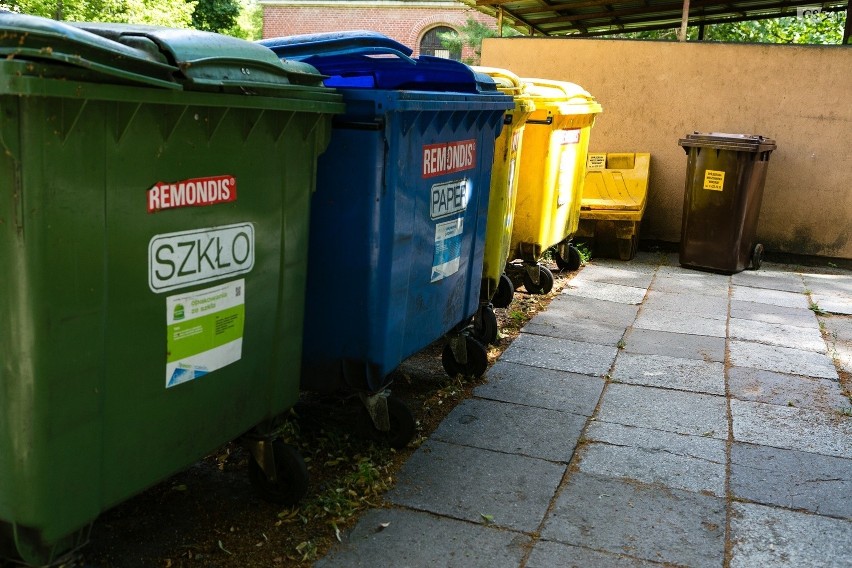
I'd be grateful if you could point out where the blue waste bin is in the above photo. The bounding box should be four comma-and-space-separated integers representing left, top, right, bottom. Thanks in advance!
261, 32, 513, 447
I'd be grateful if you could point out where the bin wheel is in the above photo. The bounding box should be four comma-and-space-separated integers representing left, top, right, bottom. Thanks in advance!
523, 265, 554, 295
492, 273, 515, 309
555, 244, 582, 271
750, 243, 764, 270
618, 235, 639, 261
248, 440, 308, 506
471, 305, 499, 345
360, 395, 416, 449
442, 336, 488, 378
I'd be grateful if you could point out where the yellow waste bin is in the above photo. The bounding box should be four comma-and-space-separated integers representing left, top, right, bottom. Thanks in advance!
576, 152, 650, 260
508, 78, 602, 293
472, 67, 535, 331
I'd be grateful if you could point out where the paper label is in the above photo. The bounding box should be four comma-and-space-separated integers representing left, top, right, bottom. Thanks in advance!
165, 279, 245, 388
430, 179, 470, 220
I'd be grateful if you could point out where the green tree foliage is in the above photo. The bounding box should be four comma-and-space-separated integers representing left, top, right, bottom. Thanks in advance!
605, 12, 846, 44
224, 0, 262, 40
439, 17, 521, 65
0, 0, 195, 26
190, 0, 239, 33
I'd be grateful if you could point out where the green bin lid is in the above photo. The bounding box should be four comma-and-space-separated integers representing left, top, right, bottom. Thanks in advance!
0, 12, 179, 89
74, 22, 327, 92
678, 132, 776, 153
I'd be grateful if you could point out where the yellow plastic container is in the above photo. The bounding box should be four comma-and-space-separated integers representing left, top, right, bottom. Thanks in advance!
510, 79, 602, 273
577, 152, 650, 260
473, 67, 535, 309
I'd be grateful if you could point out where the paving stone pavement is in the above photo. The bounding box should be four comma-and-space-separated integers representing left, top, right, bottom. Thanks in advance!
316, 253, 852, 567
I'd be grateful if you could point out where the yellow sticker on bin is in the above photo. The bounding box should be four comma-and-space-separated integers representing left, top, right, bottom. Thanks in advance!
703, 170, 725, 191
587, 153, 607, 170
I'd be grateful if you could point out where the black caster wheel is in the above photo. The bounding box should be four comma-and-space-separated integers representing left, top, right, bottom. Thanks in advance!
470, 305, 499, 345
523, 265, 554, 295
441, 336, 488, 378
248, 440, 308, 506
491, 273, 515, 309
750, 243, 764, 270
360, 395, 416, 450
555, 244, 582, 271
617, 234, 639, 261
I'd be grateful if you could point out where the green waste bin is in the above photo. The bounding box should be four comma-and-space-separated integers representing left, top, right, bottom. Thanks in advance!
678, 133, 776, 273
0, 14, 343, 565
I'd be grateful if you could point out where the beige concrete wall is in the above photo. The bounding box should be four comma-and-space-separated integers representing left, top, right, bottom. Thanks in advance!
482, 38, 852, 259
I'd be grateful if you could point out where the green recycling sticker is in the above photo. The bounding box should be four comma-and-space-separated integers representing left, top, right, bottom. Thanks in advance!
165, 279, 245, 388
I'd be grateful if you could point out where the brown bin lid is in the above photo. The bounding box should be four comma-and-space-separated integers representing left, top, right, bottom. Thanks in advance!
678, 132, 776, 153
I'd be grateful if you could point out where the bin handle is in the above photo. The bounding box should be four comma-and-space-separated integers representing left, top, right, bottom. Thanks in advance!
472, 66, 524, 93
524, 116, 554, 125
523, 77, 592, 99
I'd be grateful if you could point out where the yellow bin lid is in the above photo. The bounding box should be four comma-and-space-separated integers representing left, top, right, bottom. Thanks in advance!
473, 66, 536, 113
521, 78, 602, 115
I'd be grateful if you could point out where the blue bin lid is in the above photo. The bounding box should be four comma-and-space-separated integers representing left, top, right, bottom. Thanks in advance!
259, 31, 500, 94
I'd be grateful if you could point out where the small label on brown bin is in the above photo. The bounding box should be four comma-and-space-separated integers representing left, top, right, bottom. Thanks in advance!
703, 169, 725, 191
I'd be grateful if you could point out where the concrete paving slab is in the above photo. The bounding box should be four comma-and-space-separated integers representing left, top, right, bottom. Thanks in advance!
730, 317, 827, 353
811, 294, 852, 315
568, 263, 656, 289
728, 339, 839, 380
653, 266, 730, 297
541, 472, 726, 567
431, 398, 586, 462
622, 327, 726, 362
731, 399, 852, 458
499, 333, 618, 377
730, 299, 818, 328
543, 294, 640, 329
579, 421, 726, 496
562, 279, 647, 305
476, 361, 604, 416
640, 289, 729, 319
596, 384, 728, 439
802, 271, 852, 296
730, 502, 852, 567
820, 314, 852, 375
386, 440, 565, 533
728, 366, 851, 413
731, 443, 852, 519
611, 352, 725, 395
731, 285, 810, 309
633, 308, 727, 338
522, 316, 626, 346
731, 266, 806, 293
590, 255, 662, 271
315, 508, 530, 568
527, 540, 659, 568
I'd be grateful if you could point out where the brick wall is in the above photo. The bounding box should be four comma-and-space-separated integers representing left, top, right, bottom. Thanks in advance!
262, 4, 497, 60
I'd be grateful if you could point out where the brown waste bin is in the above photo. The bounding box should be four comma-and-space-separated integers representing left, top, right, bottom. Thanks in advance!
678, 133, 776, 274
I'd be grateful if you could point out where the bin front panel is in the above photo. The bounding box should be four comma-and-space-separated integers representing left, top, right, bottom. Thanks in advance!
679, 146, 771, 273
511, 111, 597, 262
0, 76, 338, 556
302, 92, 507, 393
481, 110, 531, 299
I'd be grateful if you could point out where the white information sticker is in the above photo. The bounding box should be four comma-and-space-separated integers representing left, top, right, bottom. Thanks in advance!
431, 218, 464, 282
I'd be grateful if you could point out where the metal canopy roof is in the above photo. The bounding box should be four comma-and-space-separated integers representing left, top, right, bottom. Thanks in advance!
463, 0, 849, 38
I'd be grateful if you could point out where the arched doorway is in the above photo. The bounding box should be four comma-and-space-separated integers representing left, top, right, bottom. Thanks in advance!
419, 26, 461, 60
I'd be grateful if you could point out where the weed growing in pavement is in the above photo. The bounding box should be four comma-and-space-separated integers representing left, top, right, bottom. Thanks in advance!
809, 301, 828, 316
